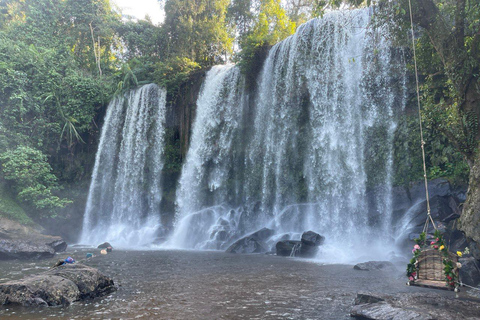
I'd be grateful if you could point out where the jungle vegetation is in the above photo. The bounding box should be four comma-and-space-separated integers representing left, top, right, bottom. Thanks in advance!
0, 0, 477, 242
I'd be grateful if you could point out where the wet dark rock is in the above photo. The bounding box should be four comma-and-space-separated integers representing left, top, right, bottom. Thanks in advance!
353, 261, 397, 272
354, 293, 385, 305
249, 228, 275, 241
0, 263, 116, 307
225, 237, 268, 254
276, 231, 324, 258
0, 218, 67, 260
225, 228, 274, 254
298, 231, 324, 257
459, 257, 480, 287
444, 229, 469, 252
276, 240, 301, 257
301, 231, 325, 247
97, 242, 112, 249
0, 239, 55, 260
47, 239, 68, 253
351, 292, 480, 319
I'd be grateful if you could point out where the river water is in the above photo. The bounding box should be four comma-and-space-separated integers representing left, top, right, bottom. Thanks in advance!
0, 249, 457, 319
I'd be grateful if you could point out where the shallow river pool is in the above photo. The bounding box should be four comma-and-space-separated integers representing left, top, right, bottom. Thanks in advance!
0, 249, 460, 319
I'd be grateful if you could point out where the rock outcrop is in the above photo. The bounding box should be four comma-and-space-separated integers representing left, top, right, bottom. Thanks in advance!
350, 292, 480, 319
276, 240, 301, 257
97, 242, 112, 249
0, 263, 116, 307
0, 218, 67, 260
226, 228, 274, 254
276, 231, 325, 258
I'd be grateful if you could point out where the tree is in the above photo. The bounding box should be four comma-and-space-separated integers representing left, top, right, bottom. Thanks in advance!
161, 0, 233, 66
227, 0, 256, 38
237, 0, 295, 74
284, 0, 316, 26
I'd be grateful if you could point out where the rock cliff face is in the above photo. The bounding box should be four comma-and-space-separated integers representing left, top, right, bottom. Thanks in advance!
160, 70, 207, 227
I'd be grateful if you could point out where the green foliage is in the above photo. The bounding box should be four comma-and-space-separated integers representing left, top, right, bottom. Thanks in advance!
162, 0, 233, 67
393, 115, 469, 187
227, 0, 255, 36
237, 0, 295, 74
153, 57, 201, 95
0, 182, 34, 225
0, 32, 111, 154
163, 129, 183, 174
0, 146, 71, 216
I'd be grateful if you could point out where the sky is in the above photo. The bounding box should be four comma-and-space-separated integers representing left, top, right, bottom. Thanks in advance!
112, 0, 165, 25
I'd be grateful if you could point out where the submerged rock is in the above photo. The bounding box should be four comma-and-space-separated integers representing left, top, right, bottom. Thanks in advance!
353, 261, 397, 272
0, 263, 116, 307
350, 292, 480, 319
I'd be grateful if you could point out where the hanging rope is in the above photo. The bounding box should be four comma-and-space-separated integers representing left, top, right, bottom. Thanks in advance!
407, 0, 437, 233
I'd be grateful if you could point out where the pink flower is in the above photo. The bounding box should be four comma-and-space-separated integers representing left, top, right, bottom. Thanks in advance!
413, 244, 420, 250
430, 241, 435, 245
434, 245, 438, 249
436, 238, 439, 241
409, 276, 414, 281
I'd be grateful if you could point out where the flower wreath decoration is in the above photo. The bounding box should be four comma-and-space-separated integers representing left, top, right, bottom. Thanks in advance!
407, 230, 468, 288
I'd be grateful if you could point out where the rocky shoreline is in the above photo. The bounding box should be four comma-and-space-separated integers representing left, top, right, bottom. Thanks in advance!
350, 292, 480, 319
0, 217, 67, 260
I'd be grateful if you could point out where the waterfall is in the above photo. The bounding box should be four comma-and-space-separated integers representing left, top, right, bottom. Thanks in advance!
81, 84, 167, 247
170, 8, 406, 258
171, 65, 247, 249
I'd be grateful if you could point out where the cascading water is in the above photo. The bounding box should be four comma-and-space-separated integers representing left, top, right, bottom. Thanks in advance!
170, 8, 406, 260
81, 84, 167, 247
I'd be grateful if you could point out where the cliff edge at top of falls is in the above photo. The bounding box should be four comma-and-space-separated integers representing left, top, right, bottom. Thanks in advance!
0, 217, 67, 260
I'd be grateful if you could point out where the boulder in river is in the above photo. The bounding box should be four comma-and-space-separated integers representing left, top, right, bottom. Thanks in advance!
299, 231, 324, 257
276, 231, 325, 258
301, 231, 325, 246
226, 237, 268, 254
97, 242, 112, 249
0, 263, 116, 307
225, 228, 274, 254
249, 227, 275, 241
276, 240, 302, 257
353, 261, 397, 272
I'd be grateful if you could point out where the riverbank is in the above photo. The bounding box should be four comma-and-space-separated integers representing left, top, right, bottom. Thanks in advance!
0, 249, 478, 319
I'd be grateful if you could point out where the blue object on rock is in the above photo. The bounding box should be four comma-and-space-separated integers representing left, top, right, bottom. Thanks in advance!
86, 253, 93, 258
64, 256, 75, 264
